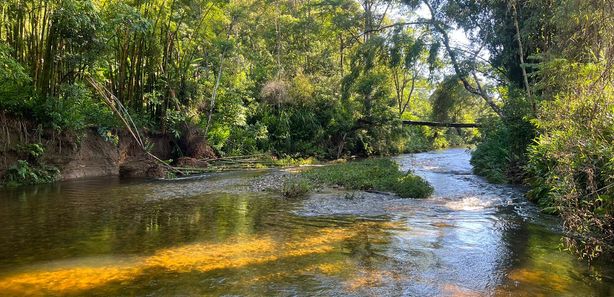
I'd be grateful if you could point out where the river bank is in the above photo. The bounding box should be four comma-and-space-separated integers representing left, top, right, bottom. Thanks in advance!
0, 113, 218, 183
0, 111, 436, 186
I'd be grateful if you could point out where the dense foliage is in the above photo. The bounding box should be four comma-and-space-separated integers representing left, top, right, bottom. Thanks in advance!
526, 61, 614, 259
0, 0, 484, 161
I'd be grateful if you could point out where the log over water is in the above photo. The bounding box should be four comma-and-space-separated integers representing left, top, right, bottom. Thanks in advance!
402, 120, 480, 128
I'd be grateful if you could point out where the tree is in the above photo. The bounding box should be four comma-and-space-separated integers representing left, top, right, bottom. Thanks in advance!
386, 28, 429, 116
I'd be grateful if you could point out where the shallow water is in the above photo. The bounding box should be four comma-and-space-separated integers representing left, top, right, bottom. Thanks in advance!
0, 148, 612, 296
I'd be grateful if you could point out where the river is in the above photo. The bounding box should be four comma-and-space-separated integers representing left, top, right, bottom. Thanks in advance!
0, 148, 612, 296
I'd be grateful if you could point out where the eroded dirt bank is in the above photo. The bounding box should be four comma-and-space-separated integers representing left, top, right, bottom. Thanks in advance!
0, 113, 195, 181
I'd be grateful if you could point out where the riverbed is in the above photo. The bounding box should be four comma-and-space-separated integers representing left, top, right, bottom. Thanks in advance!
0, 148, 612, 296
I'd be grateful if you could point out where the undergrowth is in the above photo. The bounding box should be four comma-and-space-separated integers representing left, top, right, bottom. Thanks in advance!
2, 143, 60, 187
4, 160, 60, 187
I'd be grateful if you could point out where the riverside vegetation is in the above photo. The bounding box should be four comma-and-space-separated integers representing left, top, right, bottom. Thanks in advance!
0, 0, 612, 261
281, 159, 433, 199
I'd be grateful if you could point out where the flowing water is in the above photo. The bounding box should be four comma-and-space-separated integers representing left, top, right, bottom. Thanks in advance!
0, 148, 612, 296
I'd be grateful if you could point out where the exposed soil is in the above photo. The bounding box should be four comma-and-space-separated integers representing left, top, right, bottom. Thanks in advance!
0, 113, 212, 181
175, 157, 209, 168
178, 123, 217, 159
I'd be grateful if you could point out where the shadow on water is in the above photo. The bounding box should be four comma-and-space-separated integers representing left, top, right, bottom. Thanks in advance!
0, 149, 612, 296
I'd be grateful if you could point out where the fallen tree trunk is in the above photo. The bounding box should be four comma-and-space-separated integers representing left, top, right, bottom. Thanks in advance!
402, 120, 480, 128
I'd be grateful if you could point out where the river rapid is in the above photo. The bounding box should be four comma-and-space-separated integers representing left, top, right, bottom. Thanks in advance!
0, 148, 612, 296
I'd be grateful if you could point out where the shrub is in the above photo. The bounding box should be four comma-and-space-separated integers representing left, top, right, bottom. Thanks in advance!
260, 80, 290, 105
470, 92, 535, 184
4, 160, 60, 187
526, 61, 614, 259
397, 126, 435, 153
393, 174, 434, 198
281, 177, 313, 199
17, 143, 45, 159
2, 143, 61, 187
470, 117, 511, 184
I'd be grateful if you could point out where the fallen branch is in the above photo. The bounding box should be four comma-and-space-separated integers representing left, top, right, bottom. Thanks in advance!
402, 120, 480, 128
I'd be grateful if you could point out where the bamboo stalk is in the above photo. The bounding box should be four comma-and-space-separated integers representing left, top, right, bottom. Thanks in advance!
87, 76, 185, 176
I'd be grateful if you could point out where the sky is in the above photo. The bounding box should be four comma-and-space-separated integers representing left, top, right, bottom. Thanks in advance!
395, 3, 472, 48
386, 1, 497, 92
389, 2, 491, 65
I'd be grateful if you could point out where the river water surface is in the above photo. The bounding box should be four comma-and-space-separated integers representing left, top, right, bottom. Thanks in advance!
0, 148, 612, 296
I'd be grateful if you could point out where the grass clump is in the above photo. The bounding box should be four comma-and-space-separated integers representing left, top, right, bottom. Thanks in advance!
281, 177, 313, 199
272, 156, 318, 167
393, 174, 434, 198
303, 158, 433, 198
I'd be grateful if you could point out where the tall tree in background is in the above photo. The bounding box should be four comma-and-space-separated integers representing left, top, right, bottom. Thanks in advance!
386, 28, 428, 116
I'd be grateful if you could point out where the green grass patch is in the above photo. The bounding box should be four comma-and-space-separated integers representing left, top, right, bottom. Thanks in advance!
269, 156, 318, 167
301, 158, 433, 198
281, 177, 313, 199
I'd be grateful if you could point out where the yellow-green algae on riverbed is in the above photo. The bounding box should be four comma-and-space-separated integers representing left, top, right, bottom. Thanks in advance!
0, 149, 612, 296
0, 227, 358, 295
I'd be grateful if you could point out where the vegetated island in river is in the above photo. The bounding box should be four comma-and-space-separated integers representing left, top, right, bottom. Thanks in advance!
279, 158, 434, 199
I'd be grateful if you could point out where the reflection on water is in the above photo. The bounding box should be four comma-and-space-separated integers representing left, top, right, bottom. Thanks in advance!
0, 149, 612, 296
